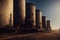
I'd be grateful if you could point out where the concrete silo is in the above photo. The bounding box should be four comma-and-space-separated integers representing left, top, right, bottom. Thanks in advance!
0, 0, 13, 27
42, 16, 47, 30
46, 20, 51, 31
36, 9, 42, 31
14, 0, 25, 28
25, 3, 36, 32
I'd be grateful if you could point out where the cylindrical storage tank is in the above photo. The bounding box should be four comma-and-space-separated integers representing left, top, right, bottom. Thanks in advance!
36, 9, 42, 31
46, 20, 51, 31
0, 0, 13, 27
14, 0, 25, 27
42, 16, 47, 30
25, 3, 36, 30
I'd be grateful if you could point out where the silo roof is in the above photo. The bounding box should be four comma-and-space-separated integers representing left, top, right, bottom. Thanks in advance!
36, 9, 41, 12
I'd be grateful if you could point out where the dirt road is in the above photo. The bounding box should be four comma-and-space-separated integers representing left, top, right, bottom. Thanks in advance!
0, 30, 60, 40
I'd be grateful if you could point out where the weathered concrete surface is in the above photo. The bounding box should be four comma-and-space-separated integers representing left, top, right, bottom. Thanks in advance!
0, 30, 60, 40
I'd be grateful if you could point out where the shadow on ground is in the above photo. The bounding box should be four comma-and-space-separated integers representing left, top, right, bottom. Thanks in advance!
7, 37, 35, 40
6, 36, 60, 40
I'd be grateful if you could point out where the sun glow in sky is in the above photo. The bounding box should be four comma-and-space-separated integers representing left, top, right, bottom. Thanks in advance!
43, 1, 60, 30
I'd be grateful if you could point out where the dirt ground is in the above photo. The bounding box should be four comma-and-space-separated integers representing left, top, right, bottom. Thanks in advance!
0, 30, 60, 40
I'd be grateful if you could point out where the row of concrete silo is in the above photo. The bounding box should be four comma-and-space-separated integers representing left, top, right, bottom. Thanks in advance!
0, 0, 51, 32
13, 0, 51, 32
42, 16, 51, 31
0, 0, 25, 27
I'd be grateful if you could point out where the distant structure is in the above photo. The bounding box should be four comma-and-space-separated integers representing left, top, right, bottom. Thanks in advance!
36, 9, 42, 31
46, 20, 51, 31
0, 0, 13, 27
0, 0, 52, 33
25, 3, 36, 32
14, 0, 25, 29
42, 16, 47, 31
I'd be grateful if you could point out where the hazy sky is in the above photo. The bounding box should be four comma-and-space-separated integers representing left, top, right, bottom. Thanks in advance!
26, 0, 60, 30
